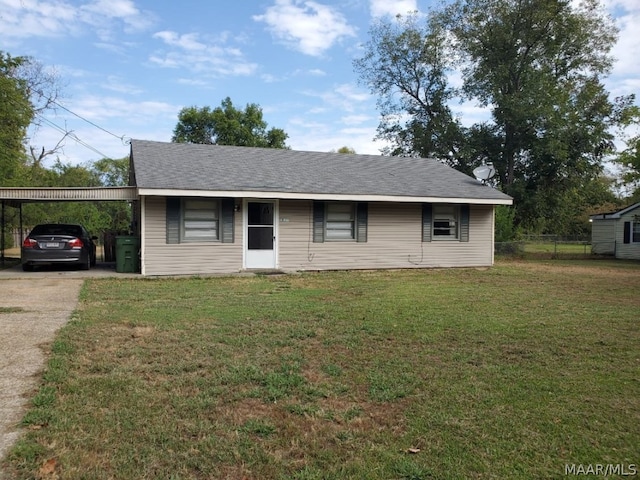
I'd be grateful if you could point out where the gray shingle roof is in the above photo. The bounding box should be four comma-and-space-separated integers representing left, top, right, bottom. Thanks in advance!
130, 139, 512, 203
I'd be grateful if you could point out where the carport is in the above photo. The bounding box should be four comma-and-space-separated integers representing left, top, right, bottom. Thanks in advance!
0, 187, 138, 267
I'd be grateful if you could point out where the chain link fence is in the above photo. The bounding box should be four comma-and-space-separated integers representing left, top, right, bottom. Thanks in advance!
495, 234, 597, 259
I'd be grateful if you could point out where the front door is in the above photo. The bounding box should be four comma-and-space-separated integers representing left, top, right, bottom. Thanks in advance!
245, 201, 276, 269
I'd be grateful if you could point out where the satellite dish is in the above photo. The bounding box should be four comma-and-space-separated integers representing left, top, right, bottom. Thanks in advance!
473, 163, 496, 183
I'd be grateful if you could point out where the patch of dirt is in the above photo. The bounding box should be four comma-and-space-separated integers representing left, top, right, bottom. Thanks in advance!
0, 278, 83, 477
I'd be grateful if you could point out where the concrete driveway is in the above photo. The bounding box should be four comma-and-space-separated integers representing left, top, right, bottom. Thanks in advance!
0, 258, 139, 279
0, 261, 138, 478
0, 277, 82, 477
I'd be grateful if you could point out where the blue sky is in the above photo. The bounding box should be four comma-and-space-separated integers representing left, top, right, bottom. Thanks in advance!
1, 0, 638, 167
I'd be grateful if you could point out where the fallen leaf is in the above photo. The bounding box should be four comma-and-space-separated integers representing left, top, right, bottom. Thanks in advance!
39, 457, 57, 476
408, 448, 421, 454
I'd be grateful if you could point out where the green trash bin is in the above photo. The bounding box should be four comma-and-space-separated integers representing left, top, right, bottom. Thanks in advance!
115, 236, 140, 273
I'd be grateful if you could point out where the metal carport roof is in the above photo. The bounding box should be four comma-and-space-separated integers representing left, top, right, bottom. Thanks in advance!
0, 187, 139, 263
0, 187, 138, 206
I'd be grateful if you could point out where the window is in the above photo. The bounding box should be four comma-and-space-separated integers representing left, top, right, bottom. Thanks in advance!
166, 197, 235, 244
433, 205, 459, 240
422, 203, 469, 242
182, 198, 219, 241
633, 221, 640, 243
326, 202, 355, 240
312, 201, 367, 243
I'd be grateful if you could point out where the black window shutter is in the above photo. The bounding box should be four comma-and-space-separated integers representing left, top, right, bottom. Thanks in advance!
356, 202, 368, 242
422, 203, 432, 242
166, 197, 180, 244
313, 201, 325, 243
221, 198, 235, 243
460, 204, 470, 242
623, 221, 631, 244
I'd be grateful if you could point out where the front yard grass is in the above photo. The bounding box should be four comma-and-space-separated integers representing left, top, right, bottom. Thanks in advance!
5, 260, 639, 479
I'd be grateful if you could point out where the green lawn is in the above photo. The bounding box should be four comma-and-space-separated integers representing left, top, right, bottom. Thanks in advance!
4, 260, 639, 479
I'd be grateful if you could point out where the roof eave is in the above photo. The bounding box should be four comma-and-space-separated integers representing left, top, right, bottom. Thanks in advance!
137, 188, 513, 205
590, 201, 640, 220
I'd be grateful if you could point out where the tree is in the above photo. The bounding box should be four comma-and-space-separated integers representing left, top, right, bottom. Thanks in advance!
613, 104, 640, 199
0, 52, 33, 186
1, 51, 65, 183
354, 1, 636, 233
92, 157, 130, 186
21, 158, 132, 235
616, 136, 640, 198
353, 13, 466, 167
172, 97, 289, 149
333, 146, 356, 154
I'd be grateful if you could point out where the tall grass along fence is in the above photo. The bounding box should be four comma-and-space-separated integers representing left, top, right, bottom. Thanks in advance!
496, 234, 594, 259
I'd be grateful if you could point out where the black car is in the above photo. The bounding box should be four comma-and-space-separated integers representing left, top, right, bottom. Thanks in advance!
21, 223, 97, 271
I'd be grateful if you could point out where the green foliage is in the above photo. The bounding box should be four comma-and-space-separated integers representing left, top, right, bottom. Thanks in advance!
354, 1, 635, 234
511, 175, 620, 235
353, 13, 466, 168
334, 146, 356, 154
0, 51, 34, 186
0, 50, 130, 239
90, 157, 130, 186
172, 97, 289, 148
11, 158, 132, 236
613, 104, 640, 198
494, 205, 518, 242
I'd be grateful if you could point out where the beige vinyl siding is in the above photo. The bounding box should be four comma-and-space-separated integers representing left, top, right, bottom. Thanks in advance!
141, 197, 497, 275
142, 196, 243, 275
616, 210, 640, 260
278, 200, 494, 271
591, 219, 615, 255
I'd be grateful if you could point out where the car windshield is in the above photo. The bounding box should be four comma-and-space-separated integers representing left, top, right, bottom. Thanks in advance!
30, 225, 84, 237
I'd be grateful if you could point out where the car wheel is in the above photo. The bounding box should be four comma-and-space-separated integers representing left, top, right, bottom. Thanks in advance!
22, 263, 33, 272
81, 257, 90, 270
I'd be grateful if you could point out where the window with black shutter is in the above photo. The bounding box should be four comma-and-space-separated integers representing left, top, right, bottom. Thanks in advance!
165, 197, 234, 244
313, 201, 368, 242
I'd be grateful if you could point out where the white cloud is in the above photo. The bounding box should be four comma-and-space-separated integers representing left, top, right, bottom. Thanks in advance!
150, 30, 258, 78
261, 73, 281, 83
94, 42, 131, 56
609, 9, 640, 77
253, 0, 357, 57
81, 0, 140, 21
283, 81, 385, 154
0, 0, 79, 39
369, 0, 418, 18
453, 101, 492, 127
341, 114, 372, 126
291, 68, 327, 77
301, 83, 371, 114
27, 95, 180, 164
288, 122, 386, 155
70, 95, 176, 122
0, 0, 153, 41
177, 78, 210, 87
602, 1, 640, 106
100, 75, 144, 95
153, 31, 207, 51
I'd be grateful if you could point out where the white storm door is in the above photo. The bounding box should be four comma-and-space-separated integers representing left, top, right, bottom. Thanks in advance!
245, 201, 277, 269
